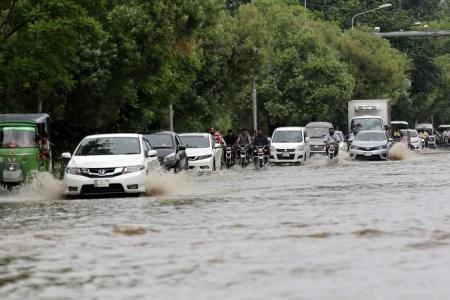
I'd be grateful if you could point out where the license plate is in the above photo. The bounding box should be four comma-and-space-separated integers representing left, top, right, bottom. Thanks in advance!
364, 152, 372, 157
94, 179, 109, 187
282, 153, 290, 157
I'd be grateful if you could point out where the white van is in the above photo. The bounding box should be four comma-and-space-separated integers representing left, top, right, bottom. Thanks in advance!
270, 127, 310, 164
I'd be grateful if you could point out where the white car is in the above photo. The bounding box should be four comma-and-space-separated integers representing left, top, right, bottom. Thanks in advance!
62, 134, 159, 196
179, 133, 222, 171
349, 131, 391, 160
270, 127, 310, 164
401, 129, 421, 151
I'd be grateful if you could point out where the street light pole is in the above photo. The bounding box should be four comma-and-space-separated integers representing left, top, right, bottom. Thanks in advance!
351, 3, 392, 29
169, 104, 174, 131
252, 80, 257, 131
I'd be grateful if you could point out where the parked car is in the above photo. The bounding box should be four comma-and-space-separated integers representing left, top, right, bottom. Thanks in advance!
144, 131, 188, 172
306, 122, 333, 156
179, 133, 222, 172
62, 134, 159, 196
269, 127, 310, 164
401, 129, 421, 151
349, 131, 391, 160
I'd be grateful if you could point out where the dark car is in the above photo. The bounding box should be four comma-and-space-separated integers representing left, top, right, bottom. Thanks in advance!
144, 131, 188, 172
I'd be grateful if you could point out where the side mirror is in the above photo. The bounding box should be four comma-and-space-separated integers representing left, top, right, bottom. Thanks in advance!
388, 138, 394, 143
147, 150, 158, 157
305, 137, 310, 142
215, 143, 222, 149
61, 152, 72, 159
267, 137, 272, 143
384, 125, 390, 131
179, 145, 187, 151
35, 134, 42, 142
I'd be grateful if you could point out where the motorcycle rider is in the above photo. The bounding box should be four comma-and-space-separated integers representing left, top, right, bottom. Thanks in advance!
224, 129, 237, 146
236, 128, 253, 160
324, 127, 341, 156
253, 128, 270, 147
253, 128, 270, 163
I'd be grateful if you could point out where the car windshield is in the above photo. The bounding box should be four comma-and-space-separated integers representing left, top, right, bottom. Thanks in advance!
355, 132, 386, 142
306, 127, 329, 138
272, 131, 303, 143
0, 126, 36, 148
145, 134, 174, 149
75, 137, 141, 156
352, 118, 383, 131
179, 135, 210, 148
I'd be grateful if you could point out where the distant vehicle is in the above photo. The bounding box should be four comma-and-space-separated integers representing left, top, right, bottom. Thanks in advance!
348, 99, 390, 147
416, 123, 436, 148
144, 131, 188, 172
306, 122, 333, 156
62, 134, 159, 196
270, 127, 310, 164
179, 133, 222, 172
349, 131, 391, 160
401, 129, 421, 151
391, 121, 409, 130
0, 114, 52, 187
437, 125, 450, 147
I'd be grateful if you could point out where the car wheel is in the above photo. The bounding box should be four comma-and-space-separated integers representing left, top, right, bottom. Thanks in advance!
173, 161, 179, 174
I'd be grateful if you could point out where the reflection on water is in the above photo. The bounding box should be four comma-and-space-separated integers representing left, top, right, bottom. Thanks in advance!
1, 152, 450, 299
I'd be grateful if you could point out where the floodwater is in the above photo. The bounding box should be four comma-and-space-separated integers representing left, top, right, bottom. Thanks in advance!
1, 151, 450, 300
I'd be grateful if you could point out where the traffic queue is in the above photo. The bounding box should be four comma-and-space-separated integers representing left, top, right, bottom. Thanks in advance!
0, 109, 442, 197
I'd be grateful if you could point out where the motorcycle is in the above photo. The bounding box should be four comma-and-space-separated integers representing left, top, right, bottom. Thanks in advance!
239, 145, 250, 168
225, 146, 235, 168
326, 141, 338, 159
253, 146, 269, 168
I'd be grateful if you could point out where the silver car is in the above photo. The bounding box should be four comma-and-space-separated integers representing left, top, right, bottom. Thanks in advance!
349, 131, 391, 160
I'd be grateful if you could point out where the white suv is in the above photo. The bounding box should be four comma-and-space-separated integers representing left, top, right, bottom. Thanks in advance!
270, 127, 310, 164
62, 134, 159, 197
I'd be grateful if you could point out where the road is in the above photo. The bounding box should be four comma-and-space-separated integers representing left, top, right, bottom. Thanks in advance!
1, 151, 450, 299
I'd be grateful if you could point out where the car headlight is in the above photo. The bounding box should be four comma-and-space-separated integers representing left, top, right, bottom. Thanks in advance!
296, 145, 304, 151
381, 144, 388, 149
350, 145, 357, 150
197, 154, 212, 160
66, 167, 81, 175
123, 165, 145, 174
163, 153, 176, 162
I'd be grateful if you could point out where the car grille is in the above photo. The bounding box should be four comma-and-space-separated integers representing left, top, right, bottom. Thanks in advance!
359, 147, 379, 151
277, 154, 295, 160
277, 149, 296, 153
81, 168, 121, 178
80, 184, 124, 195
310, 145, 324, 151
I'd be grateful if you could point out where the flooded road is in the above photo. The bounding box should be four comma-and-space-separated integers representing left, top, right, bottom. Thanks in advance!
1, 152, 450, 299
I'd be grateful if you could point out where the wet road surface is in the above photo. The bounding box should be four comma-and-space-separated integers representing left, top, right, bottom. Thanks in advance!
1, 151, 450, 299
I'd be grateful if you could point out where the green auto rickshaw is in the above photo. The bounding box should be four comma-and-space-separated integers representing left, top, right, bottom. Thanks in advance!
0, 114, 52, 186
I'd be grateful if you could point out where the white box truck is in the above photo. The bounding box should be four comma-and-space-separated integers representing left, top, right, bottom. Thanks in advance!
348, 99, 391, 144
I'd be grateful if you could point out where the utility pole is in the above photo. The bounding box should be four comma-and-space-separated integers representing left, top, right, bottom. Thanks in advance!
252, 80, 257, 131
38, 95, 42, 113
169, 104, 174, 131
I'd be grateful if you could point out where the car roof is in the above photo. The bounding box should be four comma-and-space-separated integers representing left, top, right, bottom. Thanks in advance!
273, 127, 305, 131
305, 122, 333, 128
0, 113, 50, 124
84, 133, 141, 139
439, 125, 450, 128
391, 121, 408, 125
144, 131, 175, 136
179, 133, 210, 137
352, 115, 383, 119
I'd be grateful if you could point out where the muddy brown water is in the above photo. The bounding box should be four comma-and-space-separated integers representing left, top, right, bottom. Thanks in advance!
1, 151, 450, 299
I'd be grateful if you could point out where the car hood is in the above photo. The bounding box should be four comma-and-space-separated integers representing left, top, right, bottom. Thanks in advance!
185, 148, 212, 157
69, 155, 143, 168
271, 142, 302, 149
309, 137, 326, 145
155, 148, 175, 159
352, 141, 387, 148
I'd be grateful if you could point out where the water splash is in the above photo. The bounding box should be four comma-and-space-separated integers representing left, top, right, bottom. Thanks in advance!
388, 143, 414, 161
16, 172, 65, 200
144, 169, 196, 197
